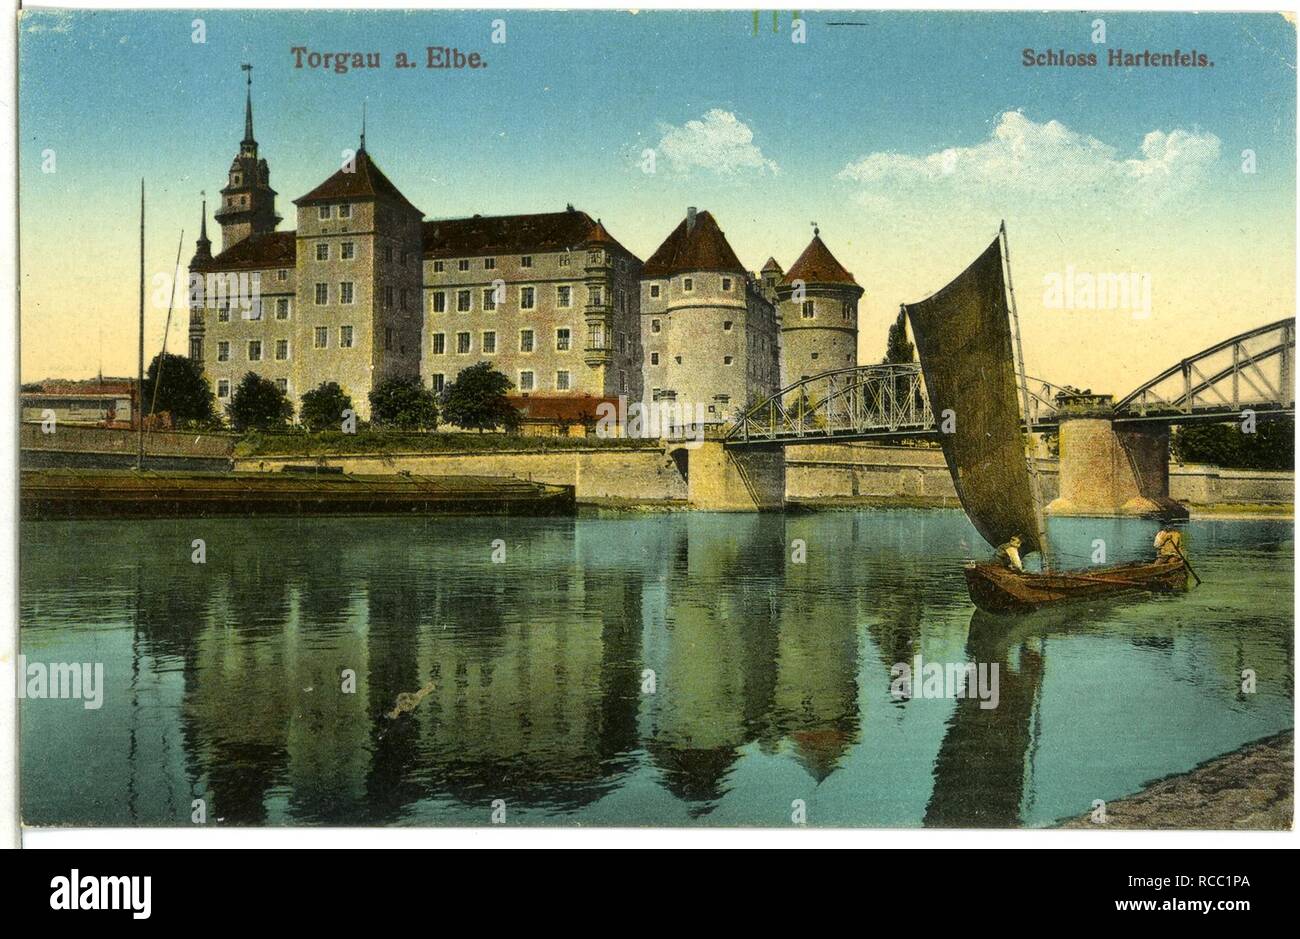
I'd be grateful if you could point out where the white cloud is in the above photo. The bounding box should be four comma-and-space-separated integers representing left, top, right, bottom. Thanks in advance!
839, 110, 1219, 201
652, 109, 779, 177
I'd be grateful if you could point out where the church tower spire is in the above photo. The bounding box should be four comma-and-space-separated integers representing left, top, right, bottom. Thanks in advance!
215, 64, 280, 252
191, 196, 213, 266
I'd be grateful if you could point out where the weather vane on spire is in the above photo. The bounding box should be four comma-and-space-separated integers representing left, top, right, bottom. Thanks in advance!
811, 220, 820, 237
360, 99, 367, 151
241, 63, 252, 85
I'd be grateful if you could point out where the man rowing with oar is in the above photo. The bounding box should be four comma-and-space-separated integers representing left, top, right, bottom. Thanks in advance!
1155, 526, 1202, 585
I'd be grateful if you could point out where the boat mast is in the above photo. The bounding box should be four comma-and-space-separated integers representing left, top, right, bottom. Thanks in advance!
136, 180, 145, 471
1000, 220, 1050, 570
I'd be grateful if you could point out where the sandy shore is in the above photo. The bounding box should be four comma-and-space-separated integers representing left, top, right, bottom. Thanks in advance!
1058, 731, 1293, 830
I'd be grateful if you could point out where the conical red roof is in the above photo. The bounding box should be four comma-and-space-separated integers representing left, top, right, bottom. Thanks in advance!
642, 210, 746, 278
294, 148, 422, 215
779, 234, 856, 287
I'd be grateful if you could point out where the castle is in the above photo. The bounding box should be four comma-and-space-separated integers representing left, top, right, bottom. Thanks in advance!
188, 77, 862, 425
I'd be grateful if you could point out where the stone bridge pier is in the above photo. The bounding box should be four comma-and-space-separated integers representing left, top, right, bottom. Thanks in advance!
1045, 395, 1188, 519
682, 435, 786, 511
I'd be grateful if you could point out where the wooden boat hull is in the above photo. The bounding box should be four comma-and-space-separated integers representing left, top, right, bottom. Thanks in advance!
964, 558, 1189, 615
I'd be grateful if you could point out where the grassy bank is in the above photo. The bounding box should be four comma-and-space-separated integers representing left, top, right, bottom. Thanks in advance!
234, 430, 662, 458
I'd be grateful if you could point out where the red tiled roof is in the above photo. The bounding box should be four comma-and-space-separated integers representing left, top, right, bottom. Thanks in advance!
642, 210, 745, 278
422, 210, 637, 261
506, 394, 620, 422
761, 256, 783, 273
779, 235, 857, 287
198, 230, 297, 272
294, 148, 422, 215
25, 379, 135, 397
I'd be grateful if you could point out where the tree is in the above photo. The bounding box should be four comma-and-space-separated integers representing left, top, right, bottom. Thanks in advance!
141, 352, 216, 426
882, 307, 914, 365
227, 372, 293, 432
441, 362, 520, 432
1173, 418, 1293, 471
299, 381, 354, 432
368, 375, 439, 431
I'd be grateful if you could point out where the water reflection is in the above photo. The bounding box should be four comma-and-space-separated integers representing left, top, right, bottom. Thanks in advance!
20, 511, 1294, 827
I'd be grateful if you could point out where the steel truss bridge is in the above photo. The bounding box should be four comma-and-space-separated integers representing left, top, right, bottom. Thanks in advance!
725, 317, 1295, 446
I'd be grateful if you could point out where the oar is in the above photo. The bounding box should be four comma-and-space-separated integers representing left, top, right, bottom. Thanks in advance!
1172, 544, 1202, 586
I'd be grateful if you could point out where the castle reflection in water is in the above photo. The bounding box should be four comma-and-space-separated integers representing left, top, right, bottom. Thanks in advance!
21, 511, 1293, 827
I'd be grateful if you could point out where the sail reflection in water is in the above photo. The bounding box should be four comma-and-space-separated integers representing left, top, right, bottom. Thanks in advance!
20, 512, 1293, 827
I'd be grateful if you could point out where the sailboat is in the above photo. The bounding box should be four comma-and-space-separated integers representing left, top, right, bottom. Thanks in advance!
903, 223, 1190, 615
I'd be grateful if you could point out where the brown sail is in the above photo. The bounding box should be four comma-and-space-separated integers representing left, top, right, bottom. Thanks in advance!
904, 235, 1042, 556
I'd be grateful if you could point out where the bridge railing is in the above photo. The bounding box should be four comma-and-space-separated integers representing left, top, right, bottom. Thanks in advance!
726, 364, 1067, 444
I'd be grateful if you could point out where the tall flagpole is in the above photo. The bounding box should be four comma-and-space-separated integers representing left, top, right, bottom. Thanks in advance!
137, 180, 145, 471
1000, 219, 1049, 570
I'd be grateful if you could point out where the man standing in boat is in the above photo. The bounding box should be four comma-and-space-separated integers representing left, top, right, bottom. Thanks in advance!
996, 535, 1025, 572
1154, 528, 1186, 561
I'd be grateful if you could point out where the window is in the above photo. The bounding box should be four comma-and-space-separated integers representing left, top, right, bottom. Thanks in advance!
483, 287, 497, 311
384, 246, 393, 263
316, 243, 329, 261
651, 319, 661, 334
318, 205, 332, 220
431, 374, 446, 394
683, 277, 694, 292
619, 371, 627, 392
340, 282, 355, 304
518, 370, 535, 391
315, 283, 328, 305
341, 242, 355, 260
556, 370, 571, 391
723, 321, 733, 331
557, 285, 572, 308
520, 286, 535, 310
650, 352, 659, 365
275, 339, 289, 361
432, 291, 447, 313
650, 284, 661, 298
457, 331, 471, 354
190, 337, 203, 360
383, 286, 394, 309
433, 260, 445, 273
314, 326, 329, 348
340, 326, 354, 348
247, 298, 263, 321
385, 328, 393, 351
560, 252, 571, 267
556, 328, 571, 351
401, 288, 409, 312
217, 379, 230, 398
432, 333, 446, 354
616, 290, 625, 311
275, 378, 288, 394
482, 331, 496, 354
217, 341, 230, 362
722, 277, 733, 291
276, 298, 290, 319
218, 303, 230, 323
457, 289, 471, 313
520, 255, 533, 268
802, 300, 814, 319
458, 259, 470, 272
675, 355, 682, 364
278, 269, 288, 282
842, 302, 853, 320
590, 287, 603, 306
484, 257, 496, 270
724, 356, 734, 366
520, 329, 534, 352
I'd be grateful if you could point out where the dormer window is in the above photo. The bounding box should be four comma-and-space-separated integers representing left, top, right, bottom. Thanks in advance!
319, 205, 332, 220
520, 255, 533, 268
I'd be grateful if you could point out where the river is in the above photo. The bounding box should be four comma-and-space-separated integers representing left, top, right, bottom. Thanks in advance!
20, 510, 1293, 827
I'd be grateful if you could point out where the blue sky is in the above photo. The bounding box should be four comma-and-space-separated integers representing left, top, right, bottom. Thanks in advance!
19, 9, 1298, 389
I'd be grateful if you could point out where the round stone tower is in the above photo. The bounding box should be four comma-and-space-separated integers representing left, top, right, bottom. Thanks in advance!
775, 230, 863, 386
